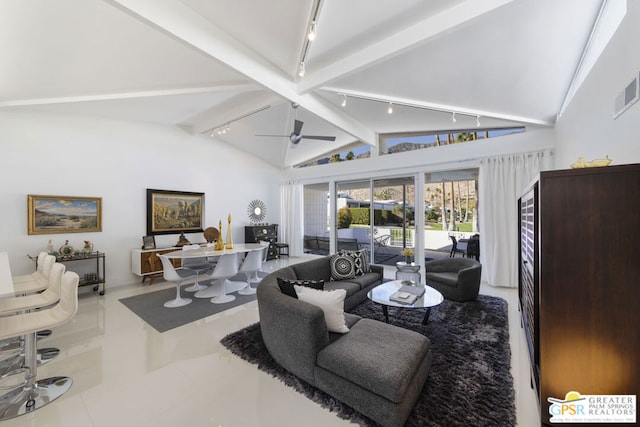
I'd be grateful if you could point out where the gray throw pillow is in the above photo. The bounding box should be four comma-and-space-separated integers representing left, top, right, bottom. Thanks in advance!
277, 277, 324, 298
330, 254, 356, 280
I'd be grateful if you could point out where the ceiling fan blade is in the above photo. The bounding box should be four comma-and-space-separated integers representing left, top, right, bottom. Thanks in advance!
301, 135, 336, 141
293, 119, 304, 135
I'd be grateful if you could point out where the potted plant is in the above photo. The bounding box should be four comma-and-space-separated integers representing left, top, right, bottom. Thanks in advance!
401, 248, 414, 264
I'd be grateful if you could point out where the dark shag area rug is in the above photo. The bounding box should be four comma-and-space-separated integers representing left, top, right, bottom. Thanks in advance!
221, 295, 515, 426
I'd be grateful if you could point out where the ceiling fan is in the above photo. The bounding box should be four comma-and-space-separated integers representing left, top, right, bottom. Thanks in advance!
256, 103, 336, 145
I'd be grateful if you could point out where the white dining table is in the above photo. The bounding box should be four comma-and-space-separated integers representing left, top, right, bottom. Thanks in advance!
163, 242, 267, 300
162, 243, 265, 260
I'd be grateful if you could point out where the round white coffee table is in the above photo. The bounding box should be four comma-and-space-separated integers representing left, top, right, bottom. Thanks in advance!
367, 280, 444, 324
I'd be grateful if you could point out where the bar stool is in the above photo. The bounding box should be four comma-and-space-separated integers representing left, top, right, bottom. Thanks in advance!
1, 260, 65, 360
11, 252, 47, 284
10, 254, 55, 296
0, 263, 66, 315
0, 263, 66, 377
0, 271, 80, 421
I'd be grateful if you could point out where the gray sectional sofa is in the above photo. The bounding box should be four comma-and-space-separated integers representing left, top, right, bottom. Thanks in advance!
257, 256, 432, 426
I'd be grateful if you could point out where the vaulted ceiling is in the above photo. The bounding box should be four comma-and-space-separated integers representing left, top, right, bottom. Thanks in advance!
0, 0, 603, 168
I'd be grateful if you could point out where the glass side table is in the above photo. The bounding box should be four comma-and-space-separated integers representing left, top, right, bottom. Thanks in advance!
395, 262, 421, 284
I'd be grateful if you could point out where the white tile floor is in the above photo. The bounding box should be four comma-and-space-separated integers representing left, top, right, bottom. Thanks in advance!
2, 255, 541, 426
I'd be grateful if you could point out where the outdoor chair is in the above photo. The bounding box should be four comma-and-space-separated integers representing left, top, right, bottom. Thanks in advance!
374, 234, 391, 254
466, 234, 480, 260
449, 236, 467, 257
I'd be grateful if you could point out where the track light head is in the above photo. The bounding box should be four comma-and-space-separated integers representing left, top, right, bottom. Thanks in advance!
308, 21, 317, 41
451, 112, 457, 123
387, 102, 393, 114
341, 94, 347, 107
298, 61, 306, 77
475, 115, 481, 127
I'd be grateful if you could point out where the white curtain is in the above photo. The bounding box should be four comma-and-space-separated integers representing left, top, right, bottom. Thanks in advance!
478, 151, 553, 287
280, 181, 304, 257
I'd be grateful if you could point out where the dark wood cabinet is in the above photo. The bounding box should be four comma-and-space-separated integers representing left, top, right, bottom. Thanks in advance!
245, 224, 278, 260
518, 164, 640, 425
518, 183, 539, 394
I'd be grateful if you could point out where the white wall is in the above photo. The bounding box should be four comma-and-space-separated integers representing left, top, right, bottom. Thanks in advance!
555, 0, 640, 167
0, 111, 281, 287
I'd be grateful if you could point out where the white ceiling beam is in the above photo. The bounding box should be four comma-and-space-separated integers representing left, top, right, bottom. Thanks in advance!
182, 91, 281, 135
325, 87, 554, 127
0, 84, 256, 107
105, 0, 377, 146
298, 0, 515, 93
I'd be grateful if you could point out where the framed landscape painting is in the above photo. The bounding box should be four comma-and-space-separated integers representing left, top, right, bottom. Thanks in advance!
146, 189, 204, 235
28, 195, 102, 235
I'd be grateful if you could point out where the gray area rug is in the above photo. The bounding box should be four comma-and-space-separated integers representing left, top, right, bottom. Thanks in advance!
119, 285, 256, 333
221, 295, 515, 426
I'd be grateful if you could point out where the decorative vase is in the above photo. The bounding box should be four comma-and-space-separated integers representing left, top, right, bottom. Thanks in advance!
225, 214, 233, 249
215, 220, 225, 250
405, 256, 413, 264
83, 240, 94, 255
47, 239, 54, 254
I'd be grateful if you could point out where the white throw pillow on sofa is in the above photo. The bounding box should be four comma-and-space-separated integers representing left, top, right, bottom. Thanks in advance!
294, 285, 349, 334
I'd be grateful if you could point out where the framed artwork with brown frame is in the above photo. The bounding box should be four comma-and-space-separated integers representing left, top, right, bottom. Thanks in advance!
27, 195, 102, 235
146, 189, 204, 235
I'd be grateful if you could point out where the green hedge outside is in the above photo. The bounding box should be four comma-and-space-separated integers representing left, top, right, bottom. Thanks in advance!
349, 207, 404, 225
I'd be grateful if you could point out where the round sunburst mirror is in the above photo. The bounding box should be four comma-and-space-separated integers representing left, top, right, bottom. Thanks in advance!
247, 199, 266, 223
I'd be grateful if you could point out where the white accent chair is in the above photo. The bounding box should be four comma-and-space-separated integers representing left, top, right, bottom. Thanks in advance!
237, 246, 268, 295
256, 241, 271, 279
158, 255, 196, 308
0, 271, 80, 421
194, 253, 240, 303
180, 245, 212, 292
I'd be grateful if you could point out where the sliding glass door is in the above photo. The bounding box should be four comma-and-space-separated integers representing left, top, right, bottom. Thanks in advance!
423, 169, 478, 258
333, 177, 415, 264
335, 180, 371, 254
371, 177, 415, 264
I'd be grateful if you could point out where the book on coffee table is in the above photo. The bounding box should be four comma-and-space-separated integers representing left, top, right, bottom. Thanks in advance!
390, 291, 418, 304
399, 284, 425, 297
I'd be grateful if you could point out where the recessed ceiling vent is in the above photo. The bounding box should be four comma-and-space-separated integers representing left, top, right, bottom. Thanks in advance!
613, 73, 639, 119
